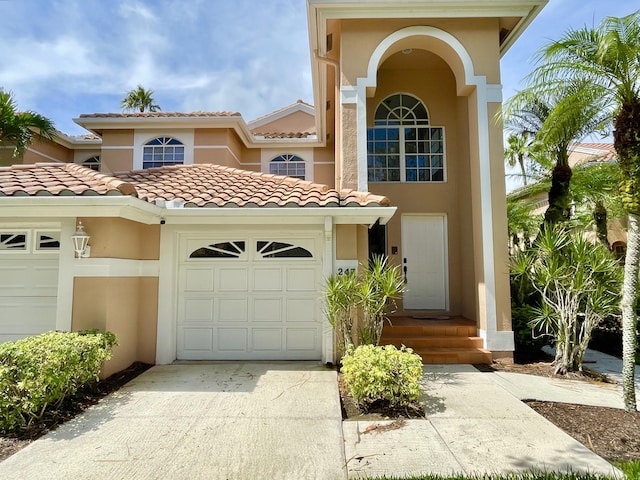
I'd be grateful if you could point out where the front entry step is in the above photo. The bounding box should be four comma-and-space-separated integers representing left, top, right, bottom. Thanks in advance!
379, 317, 492, 364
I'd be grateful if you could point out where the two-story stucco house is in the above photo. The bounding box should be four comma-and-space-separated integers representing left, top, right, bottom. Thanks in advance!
0, 0, 546, 374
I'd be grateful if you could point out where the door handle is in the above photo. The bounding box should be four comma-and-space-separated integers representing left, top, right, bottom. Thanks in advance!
403, 258, 408, 283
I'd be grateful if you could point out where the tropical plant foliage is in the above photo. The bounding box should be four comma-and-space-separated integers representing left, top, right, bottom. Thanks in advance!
340, 344, 423, 409
522, 9, 640, 411
325, 256, 405, 355
0, 330, 117, 432
121, 85, 161, 113
511, 227, 622, 375
0, 89, 56, 157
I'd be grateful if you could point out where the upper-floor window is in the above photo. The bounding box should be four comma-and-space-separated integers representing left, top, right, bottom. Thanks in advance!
82, 155, 100, 171
143, 137, 185, 169
367, 93, 445, 182
269, 154, 306, 180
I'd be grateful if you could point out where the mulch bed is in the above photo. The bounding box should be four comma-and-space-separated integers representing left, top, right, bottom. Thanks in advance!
488, 359, 640, 463
0, 362, 152, 462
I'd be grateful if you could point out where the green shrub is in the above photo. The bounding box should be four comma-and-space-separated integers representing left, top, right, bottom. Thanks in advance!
0, 330, 117, 433
341, 344, 423, 408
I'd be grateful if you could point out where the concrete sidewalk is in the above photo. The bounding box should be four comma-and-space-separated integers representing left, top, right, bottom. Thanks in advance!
0, 354, 630, 480
344, 364, 622, 479
0, 363, 345, 480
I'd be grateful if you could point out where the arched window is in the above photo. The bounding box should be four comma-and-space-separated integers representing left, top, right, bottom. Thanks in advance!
82, 155, 101, 171
143, 137, 185, 169
367, 93, 445, 182
269, 154, 306, 180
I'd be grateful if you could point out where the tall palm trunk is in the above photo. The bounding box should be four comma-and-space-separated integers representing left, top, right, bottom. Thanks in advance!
621, 213, 639, 411
615, 100, 640, 412
543, 163, 572, 224
518, 154, 528, 186
593, 201, 609, 248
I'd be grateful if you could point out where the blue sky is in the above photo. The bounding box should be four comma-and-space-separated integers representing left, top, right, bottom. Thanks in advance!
0, 0, 636, 138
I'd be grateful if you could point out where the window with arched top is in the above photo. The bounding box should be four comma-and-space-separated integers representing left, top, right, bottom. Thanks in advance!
82, 155, 101, 171
143, 137, 185, 169
367, 93, 445, 182
269, 154, 306, 180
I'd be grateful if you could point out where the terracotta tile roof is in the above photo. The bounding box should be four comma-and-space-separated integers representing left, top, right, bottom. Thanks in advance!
570, 142, 617, 162
0, 163, 389, 209
78, 112, 241, 119
0, 163, 136, 197
115, 164, 389, 208
252, 131, 316, 139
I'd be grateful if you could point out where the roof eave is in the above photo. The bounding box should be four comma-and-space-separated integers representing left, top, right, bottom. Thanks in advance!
0, 196, 396, 227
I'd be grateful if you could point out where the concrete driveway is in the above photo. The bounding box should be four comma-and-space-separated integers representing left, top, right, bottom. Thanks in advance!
0, 362, 346, 480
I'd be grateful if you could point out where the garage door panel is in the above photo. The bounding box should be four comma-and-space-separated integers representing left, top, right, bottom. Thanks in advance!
252, 328, 282, 351
183, 298, 214, 323
285, 298, 317, 323
253, 298, 282, 322
0, 261, 58, 296
182, 328, 213, 351
218, 298, 248, 322
217, 328, 248, 351
218, 268, 248, 291
253, 268, 282, 291
286, 328, 318, 351
183, 268, 215, 292
286, 268, 317, 292
0, 297, 57, 341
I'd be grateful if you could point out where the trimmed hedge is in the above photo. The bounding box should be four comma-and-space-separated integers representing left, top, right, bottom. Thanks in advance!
0, 330, 117, 432
341, 344, 423, 408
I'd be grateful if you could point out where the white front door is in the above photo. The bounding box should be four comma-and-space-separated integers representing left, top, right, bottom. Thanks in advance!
401, 215, 448, 310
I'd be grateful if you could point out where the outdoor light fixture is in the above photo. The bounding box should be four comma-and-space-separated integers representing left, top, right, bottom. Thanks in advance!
71, 221, 90, 258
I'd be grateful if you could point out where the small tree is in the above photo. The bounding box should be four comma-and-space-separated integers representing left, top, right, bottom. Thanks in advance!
513, 227, 622, 374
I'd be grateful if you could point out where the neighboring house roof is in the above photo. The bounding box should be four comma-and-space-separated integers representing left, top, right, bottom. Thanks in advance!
569, 142, 617, 164
251, 131, 315, 139
78, 112, 241, 119
0, 163, 389, 209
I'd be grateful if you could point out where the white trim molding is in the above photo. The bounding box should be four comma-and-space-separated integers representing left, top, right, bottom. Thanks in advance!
478, 328, 515, 352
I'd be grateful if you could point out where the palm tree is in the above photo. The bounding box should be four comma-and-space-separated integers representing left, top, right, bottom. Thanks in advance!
503, 84, 610, 226
120, 85, 161, 113
528, 10, 640, 411
504, 133, 534, 186
0, 89, 56, 158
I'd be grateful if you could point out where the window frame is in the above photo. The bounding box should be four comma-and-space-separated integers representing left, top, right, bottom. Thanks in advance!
367, 93, 446, 183
269, 154, 307, 180
142, 136, 186, 169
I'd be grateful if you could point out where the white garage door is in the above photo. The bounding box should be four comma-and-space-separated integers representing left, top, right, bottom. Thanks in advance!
177, 235, 323, 360
0, 230, 60, 343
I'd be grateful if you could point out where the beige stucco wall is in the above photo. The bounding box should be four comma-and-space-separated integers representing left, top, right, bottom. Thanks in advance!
72, 276, 158, 377
313, 146, 335, 186
0, 137, 73, 166
254, 110, 315, 134
79, 217, 160, 260
339, 18, 501, 88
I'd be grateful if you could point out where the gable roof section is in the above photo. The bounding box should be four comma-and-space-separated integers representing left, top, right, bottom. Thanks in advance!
0, 163, 388, 209
248, 100, 316, 139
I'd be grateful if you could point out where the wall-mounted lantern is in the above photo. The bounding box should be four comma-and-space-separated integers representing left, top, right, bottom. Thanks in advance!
71, 221, 90, 258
